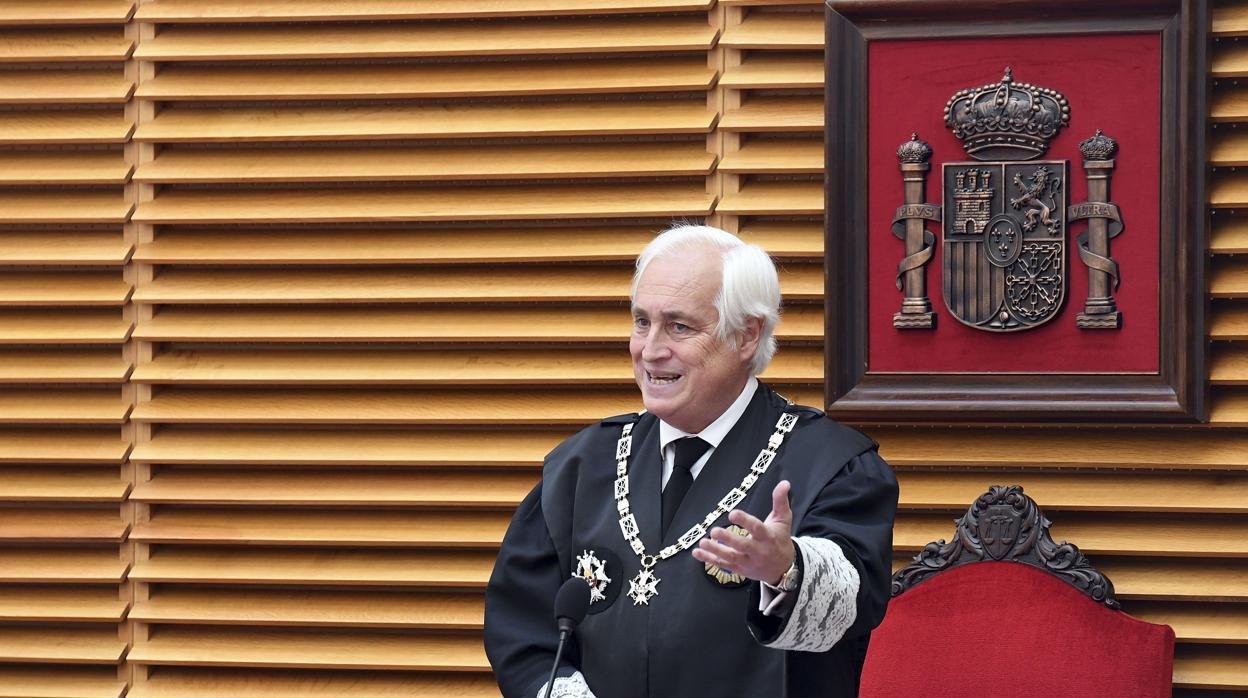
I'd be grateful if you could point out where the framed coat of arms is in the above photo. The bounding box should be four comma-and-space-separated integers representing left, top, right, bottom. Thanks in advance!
824, 0, 1207, 422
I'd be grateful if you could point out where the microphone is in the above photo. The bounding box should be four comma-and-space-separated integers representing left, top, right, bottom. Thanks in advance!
544, 577, 592, 696
554, 576, 592, 633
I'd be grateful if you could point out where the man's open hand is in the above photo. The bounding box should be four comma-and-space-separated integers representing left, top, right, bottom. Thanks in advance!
691, 480, 795, 585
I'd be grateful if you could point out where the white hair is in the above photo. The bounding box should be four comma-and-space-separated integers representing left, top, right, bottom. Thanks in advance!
631, 224, 781, 375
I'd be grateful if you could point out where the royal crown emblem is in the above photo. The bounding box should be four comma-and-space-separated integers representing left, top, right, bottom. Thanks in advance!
944, 66, 1070, 161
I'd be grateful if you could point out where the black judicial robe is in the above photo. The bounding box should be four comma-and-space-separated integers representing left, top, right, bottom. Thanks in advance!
485, 383, 898, 698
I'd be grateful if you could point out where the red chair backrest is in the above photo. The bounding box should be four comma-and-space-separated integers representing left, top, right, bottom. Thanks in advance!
860, 561, 1175, 698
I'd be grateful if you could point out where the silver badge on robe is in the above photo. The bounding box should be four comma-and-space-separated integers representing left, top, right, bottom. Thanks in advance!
574, 549, 611, 604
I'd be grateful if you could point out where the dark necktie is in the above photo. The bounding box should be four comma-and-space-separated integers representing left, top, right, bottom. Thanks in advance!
662, 437, 711, 536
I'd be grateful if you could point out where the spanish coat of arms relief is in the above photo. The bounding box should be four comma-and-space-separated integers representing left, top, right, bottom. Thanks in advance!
890, 67, 1124, 333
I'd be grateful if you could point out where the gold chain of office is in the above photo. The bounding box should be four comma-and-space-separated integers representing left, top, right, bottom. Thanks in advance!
613, 411, 799, 605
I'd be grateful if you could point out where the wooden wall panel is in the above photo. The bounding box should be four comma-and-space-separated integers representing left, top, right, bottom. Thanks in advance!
0, 2, 134, 697
125, 1, 717, 696
0, 0, 1237, 695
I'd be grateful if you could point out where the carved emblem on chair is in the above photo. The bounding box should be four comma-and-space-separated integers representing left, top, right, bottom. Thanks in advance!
892, 485, 1119, 608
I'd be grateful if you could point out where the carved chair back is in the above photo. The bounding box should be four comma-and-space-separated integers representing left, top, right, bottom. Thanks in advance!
859, 485, 1175, 698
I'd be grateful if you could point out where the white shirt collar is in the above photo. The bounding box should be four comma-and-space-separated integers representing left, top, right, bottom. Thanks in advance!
658, 376, 758, 453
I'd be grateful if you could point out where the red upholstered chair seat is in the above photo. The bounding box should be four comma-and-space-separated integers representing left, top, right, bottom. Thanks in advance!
860, 561, 1175, 698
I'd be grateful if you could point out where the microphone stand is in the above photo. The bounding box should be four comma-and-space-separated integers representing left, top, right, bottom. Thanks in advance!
545, 577, 589, 697
544, 623, 572, 698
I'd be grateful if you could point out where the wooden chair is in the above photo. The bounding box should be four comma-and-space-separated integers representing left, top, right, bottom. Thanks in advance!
860, 485, 1174, 698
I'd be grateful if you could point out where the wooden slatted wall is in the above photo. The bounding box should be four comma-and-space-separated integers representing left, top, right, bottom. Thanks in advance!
0, 0, 135, 696
0, 1, 1241, 696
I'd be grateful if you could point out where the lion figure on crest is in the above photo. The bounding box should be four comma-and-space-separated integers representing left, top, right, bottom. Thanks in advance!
1010, 166, 1062, 236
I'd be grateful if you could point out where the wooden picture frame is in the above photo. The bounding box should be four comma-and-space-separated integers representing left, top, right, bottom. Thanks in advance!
824, 0, 1208, 422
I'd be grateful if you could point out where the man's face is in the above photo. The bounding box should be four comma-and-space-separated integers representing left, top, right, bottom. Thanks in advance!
630, 247, 758, 433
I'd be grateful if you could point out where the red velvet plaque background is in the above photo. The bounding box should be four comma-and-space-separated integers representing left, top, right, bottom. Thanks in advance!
866, 33, 1161, 373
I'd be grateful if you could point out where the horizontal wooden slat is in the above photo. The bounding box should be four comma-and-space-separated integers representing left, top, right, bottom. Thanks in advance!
132, 427, 565, 466
1211, 86, 1248, 122
872, 427, 1248, 470
0, 627, 126, 665
0, 429, 130, 464
131, 183, 715, 224
132, 589, 481, 629
135, 17, 716, 60
130, 628, 487, 671
134, 143, 713, 184
897, 472, 1248, 514
1209, 171, 1248, 208
0, 349, 130, 383
0, 466, 129, 502
134, 225, 670, 264
721, 96, 823, 132
132, 509, 509, 547
133, 304, 825, 342
0, 586, 127, 623
131, 346, 822, 384
720, 11, 822, 49
0, 231, 132, 264
135, 101, 714, 143
132, 265, 631, 302
0, 547, 127, 583
894, 513, 1248, 557
1211, 258, 1248, 297
1203, 171, 1248, 209
1173, 645, 1248, 690
0, 309, 131, 344
0, 191, 133, 223
0, 154, 131, 186
133, 264, 822, 304
1129, 602, 1248, 644
129, 669, 498, 698
1211, 217, 1248, 253
0, 508, 128, 542
1212, 304, 1248, 340
719, 138, 822, 173
135, 0, 712, 22
1210, 389, 1248, 426
1213, 43, 1248, 77
130, 386, 823, 425
717, 180, 823, 215
0, 666, 123, 698
133, 220, 823, 263
137, 57, 714, 101
0, 390, 129, 424
1215, 3, 1248, 35
721, 54, 822, 89
1210, 130, 1248, 167
0, 111, 132, 145
131, 548, 494, 587
1096, 558, 1248, 602
0, 71, 133, 105
1211, 345, 1248, 383
0, 1, 134, 25
132, 469, 536, 507
0, 29, 132, 62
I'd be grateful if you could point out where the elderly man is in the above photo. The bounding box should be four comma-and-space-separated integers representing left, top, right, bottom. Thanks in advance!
485, 225, 897, 698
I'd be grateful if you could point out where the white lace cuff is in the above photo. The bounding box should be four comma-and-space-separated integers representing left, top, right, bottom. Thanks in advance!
762, 536, 859, 652
536, 670, 595, 698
